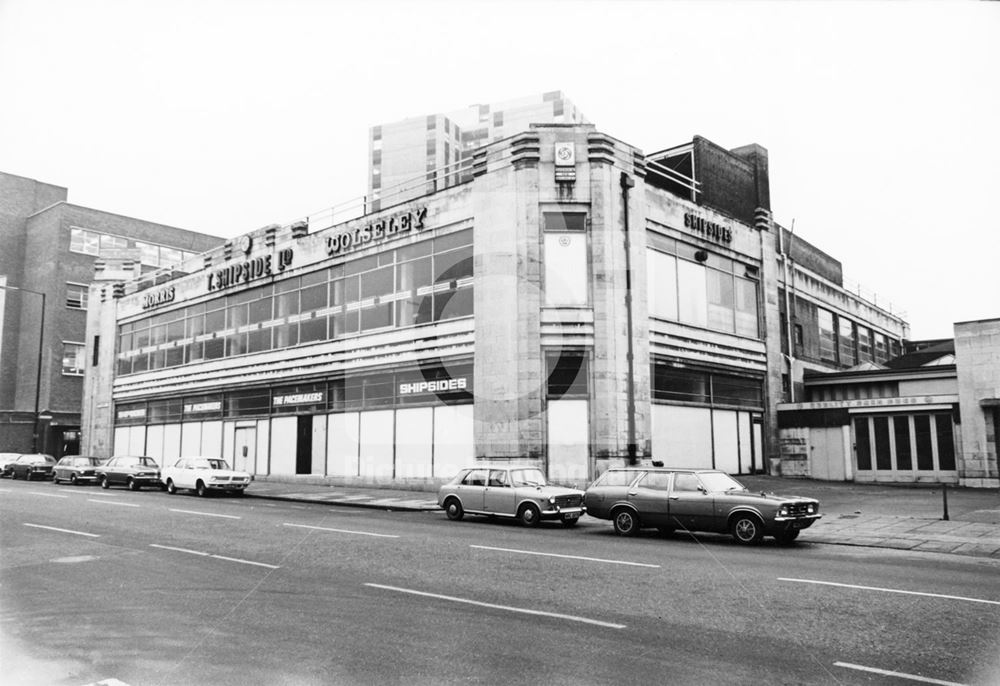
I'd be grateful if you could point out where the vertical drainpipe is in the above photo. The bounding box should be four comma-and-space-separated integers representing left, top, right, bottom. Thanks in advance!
620, 172, 637, 465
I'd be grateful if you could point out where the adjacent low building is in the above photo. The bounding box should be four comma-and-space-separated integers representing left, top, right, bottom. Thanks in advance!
81, 123, 909, 488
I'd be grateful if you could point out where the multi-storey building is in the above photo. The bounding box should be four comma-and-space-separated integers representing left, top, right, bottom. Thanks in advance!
82, 123, 911, 488
0, 171, 224, 456
368, 91, 587, 212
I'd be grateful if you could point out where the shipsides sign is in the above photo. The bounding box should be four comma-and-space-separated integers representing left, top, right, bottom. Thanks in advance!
326, 206, 429, 257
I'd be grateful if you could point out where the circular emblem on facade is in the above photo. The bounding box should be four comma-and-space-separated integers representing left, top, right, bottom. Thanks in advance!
558, 236, 571, 247
238, 234, 253, 254
557, 146, 573, 161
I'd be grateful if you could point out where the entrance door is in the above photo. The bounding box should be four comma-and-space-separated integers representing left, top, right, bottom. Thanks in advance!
809, 427, 845, 481
296, 416, 313, 475
234, 427, 256, 474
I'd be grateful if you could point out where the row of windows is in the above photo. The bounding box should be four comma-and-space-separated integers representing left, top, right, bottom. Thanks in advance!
115, 363, 474, 424
117, 231, 474, 376
70, 227, 198, 267
815, 307, 897, 366
652, 362, 764, 409
647, 241, 760, 339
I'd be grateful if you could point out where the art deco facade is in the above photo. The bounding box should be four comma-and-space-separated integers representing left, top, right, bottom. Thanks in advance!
82, 124, 909, 488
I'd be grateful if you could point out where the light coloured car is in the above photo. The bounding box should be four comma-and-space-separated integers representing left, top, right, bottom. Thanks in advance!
438, 465, 586, 527
52, 455, 104, 485
98, 455, 161, 491
0, 452, 22, 477
584, 467, 821, 544
162, 456, 251, 497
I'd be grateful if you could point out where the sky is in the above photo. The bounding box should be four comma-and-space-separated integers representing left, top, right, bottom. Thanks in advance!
1, 0, 997, 340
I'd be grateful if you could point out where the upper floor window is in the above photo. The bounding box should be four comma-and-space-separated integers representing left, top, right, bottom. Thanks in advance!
62, 342, 86, 376
817, 309, 836, 363
647, 236, 759, 339
544, 210, 588, 306
66, 283, 89, 310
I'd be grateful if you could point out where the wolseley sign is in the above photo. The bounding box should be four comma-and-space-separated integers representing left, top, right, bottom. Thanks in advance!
326, 206, 429, 257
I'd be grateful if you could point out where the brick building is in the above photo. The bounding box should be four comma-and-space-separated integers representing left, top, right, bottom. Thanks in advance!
0, 171, 224, 456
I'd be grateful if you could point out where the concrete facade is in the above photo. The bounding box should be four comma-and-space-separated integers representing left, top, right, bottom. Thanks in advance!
82, 123, 905, 488
955, 318, 1000, 487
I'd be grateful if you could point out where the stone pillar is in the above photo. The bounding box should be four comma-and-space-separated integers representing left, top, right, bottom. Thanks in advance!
954, 319, 1000, 487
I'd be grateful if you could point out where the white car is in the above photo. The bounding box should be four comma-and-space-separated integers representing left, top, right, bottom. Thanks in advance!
162, 456, 251, 496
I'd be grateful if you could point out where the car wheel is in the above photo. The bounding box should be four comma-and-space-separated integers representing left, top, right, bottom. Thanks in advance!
70, 473, 78, 485
196, 480, 208, 497
730, 514, 764, 545
53, 473, 60, 484
24, 471, 31, 481
775, 529, 800, 545
444, 497, 464, 521
518, 503, 541, 527
166, 479, 177, 495
561, 516, 579, 527
127, 478, 140, 491
100, 475, 110, 489
9, 469, 16, 480
612, 507, 640, 536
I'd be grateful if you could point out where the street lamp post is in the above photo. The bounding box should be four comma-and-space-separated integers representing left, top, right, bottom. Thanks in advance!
1, 284, 46, 452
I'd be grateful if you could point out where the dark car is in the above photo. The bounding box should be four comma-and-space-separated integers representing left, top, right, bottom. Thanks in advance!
97, 455, 162, 490
584, 467, 821, 545
7, 453, 57, 481
52, 455, 105, 485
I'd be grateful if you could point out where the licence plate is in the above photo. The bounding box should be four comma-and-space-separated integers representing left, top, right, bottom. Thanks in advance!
563, 512, 580, 520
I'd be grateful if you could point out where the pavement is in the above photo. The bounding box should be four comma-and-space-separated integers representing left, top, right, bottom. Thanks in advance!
244, 475, 1000, 559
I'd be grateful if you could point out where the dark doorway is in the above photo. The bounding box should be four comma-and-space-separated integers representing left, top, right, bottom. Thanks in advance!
296, 416, 312, 474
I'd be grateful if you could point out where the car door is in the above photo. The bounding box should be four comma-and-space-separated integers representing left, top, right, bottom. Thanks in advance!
626, 471, 672, 527
666, 473, 713, 532
454, 468, 488, 513
483, 469, 515, 514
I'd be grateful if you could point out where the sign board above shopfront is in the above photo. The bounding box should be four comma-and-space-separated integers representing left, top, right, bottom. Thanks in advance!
326, 206, 429, 258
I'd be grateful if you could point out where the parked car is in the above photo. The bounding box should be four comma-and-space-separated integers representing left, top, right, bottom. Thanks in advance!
52, 455, 104, 485
97, 455, 161, 491
438, 465, 586, 527
6, 453, 57, 481
584, 467, 821, 545
0, 452, 21, 477
162, 456, 251, 496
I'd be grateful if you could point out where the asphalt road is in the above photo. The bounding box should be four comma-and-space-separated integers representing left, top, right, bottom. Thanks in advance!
2, 480, 998, 686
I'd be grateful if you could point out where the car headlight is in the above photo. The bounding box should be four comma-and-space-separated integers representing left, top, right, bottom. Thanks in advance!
807, 504, 816, 514
778, 506, 789, 517
548, 497, 556, 505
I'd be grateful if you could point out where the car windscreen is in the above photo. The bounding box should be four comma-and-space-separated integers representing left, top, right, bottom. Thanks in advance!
207, 459, 231, 470
138, 457, 159, 467
699, 472, 746, 493
510, 468, 546, 487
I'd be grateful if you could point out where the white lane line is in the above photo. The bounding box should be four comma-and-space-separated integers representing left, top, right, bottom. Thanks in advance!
834, 661, 968, 686
27, 491, 68, 498
24, 523, 100, 538
87, 499, 140, 508
209, 554, 280, 569
150, 544, 279, 569
471, 544, 661, 568
283, 523, 400, 538
169, 508, 241, 520
779, 577, 1000, 607
365, 583, 626, 629
150, 544, 209, 556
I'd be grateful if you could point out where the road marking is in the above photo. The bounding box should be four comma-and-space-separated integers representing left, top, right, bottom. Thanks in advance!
365, 583, 626, 629
24, 523, 99, 538
471, 544, 661, 568
169, 508, 241, 519
27, 491, 68, 498
150, 544, 209, 556
87, 499, 140, 507
779, 577, 1000, 607
283, 523, 400, 538
834, 661, 968, 686
150, 544, 279, 569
